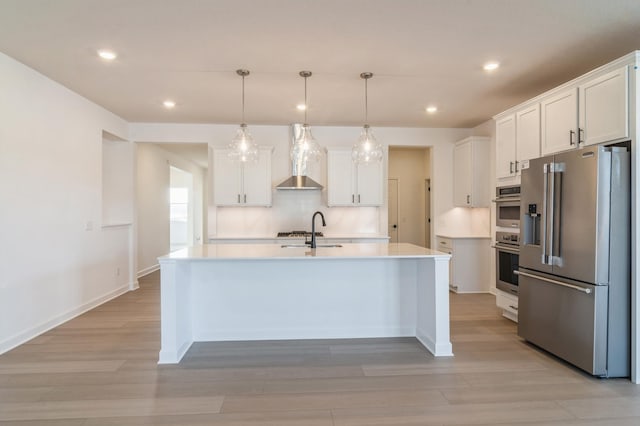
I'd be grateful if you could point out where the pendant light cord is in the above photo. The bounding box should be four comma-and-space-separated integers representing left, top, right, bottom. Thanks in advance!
241, 74, 245, 125
364, 77, 368, 126
304, 75, 308, 124
360, 72, 373, 128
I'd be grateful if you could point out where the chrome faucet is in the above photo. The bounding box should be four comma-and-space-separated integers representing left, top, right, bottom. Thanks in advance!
309, 211, 326, 249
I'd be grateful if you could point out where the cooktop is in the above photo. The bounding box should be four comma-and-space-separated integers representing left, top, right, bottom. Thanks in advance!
277, 231, 324, 238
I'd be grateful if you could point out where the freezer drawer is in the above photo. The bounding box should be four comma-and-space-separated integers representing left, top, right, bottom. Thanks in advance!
517, 269, 608, 376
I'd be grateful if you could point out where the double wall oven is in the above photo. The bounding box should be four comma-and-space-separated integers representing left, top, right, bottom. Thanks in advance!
494, 185, 521, 296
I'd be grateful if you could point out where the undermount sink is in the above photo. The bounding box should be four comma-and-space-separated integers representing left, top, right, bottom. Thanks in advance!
280, 244, 343, 248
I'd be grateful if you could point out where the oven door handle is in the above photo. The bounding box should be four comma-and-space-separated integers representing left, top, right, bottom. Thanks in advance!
493, 198, 521, 205
492, 244, 520, 254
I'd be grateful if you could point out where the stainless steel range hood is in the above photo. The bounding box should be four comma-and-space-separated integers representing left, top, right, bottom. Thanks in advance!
276, 124, 323, 190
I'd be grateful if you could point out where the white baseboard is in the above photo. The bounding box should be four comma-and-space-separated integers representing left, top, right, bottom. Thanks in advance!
137, 264, 160, 278
0, 283, 131, 355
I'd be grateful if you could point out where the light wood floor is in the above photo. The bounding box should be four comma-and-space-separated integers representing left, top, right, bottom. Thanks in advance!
1, 273, 639, 425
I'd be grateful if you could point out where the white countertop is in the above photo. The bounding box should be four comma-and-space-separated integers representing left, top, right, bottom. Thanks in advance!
160, 243, 450, 262
208, 234, 389, 240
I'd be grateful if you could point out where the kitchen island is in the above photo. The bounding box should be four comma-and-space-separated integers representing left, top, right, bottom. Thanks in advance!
158, 243, 452, 363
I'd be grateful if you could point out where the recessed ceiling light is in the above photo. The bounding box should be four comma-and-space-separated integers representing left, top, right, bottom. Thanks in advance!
97, 49, 117, 61
483, 61, 500, 71
296, 103, 307, 111
426, 106, 438, 114
163, 100, 176, 109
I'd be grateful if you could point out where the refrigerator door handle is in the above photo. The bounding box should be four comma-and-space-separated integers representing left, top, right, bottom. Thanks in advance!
549, 162, 565, 266
541, 163, 549, 264
515, 270, 592, 294
548, 162, 556, 265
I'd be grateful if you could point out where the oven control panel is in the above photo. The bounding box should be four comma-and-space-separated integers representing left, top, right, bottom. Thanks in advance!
496, 231, 519, 246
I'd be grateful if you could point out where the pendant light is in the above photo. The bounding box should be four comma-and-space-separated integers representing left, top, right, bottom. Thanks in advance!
228, 69, 259, 163
352, 72, 383, 163
291, 70, 322, 164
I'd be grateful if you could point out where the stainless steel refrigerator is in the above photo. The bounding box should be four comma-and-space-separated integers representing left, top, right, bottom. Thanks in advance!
518, 144, 630, 377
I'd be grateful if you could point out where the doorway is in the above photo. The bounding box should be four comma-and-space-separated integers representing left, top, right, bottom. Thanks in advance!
169, 166, 194, 252
388, 147, 431, 247
425, 179, 431, 248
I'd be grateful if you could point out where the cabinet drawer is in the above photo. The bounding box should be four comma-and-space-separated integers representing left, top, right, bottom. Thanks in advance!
436, 237, 453, 250
497, 290, 518, 313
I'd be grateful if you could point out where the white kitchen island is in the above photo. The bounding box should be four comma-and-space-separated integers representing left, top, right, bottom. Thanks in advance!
158, 243, 453, 363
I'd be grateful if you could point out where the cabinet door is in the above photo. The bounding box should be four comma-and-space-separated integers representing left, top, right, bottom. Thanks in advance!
541, 88, 578, 155
327, 150, 355, 206
356, 161, 383, 206
436, 237, 455, 291
453, 141, 472, 207
213, 149, 242, 206
242, 148, 272, 206
579, 66, 629, 146
495, 114, 516, 179
516, 104, 540, 174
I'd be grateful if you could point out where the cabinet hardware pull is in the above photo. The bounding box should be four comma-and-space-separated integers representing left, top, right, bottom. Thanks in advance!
358, 194, 361, 203
578, 127, 584, 144
509, 305, 519, 311
237, 194, 241, 203
244, 194, 247, 203
352, 194, 355, 203
467, 195, 470, 204
569, 130, 576, 145
510, 161, 513, 174
515, 160, 519, 172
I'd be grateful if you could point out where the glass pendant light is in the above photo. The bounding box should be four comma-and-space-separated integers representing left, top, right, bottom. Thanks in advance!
292, 71, 322, 163
352, 72, 383, 163
228, 69, 259, 163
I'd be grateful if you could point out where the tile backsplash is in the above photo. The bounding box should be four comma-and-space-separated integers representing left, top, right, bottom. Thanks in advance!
213, 190, 381, 237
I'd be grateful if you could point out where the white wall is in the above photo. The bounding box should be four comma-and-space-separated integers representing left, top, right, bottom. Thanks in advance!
130, 123, 472, 243
136, 143, 205, 276
0, 53, 133, 354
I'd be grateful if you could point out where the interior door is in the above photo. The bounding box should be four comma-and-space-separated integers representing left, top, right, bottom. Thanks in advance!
388, 178, 399, 243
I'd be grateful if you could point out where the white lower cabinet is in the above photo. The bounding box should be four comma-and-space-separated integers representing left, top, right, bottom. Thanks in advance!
496, 289, 518, 322
436, 236, 490, 293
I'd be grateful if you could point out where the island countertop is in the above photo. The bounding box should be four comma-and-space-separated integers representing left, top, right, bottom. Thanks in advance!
160, 242, 451, 262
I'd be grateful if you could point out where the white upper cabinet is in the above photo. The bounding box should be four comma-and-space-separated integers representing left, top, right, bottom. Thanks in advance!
495, 104, 541, 180
495, 114, 516, 179
538, 64, 629, 156
327, 149, 383, 206
579, 66, 629, 146
516, 104, 541, 172
541, 88, 578, 155
453, 137, 490, 207
213, 147, 273, 206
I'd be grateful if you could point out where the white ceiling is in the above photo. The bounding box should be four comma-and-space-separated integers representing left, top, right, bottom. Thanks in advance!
1, 0, 639, 128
